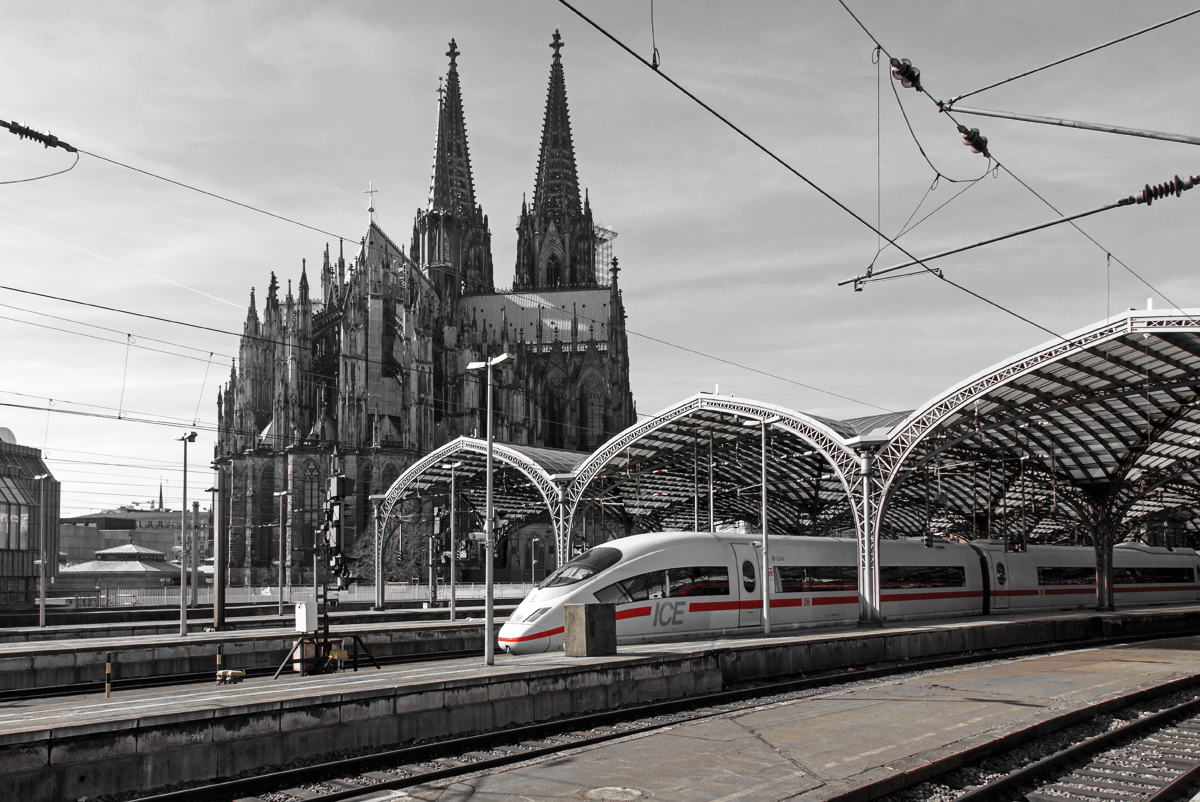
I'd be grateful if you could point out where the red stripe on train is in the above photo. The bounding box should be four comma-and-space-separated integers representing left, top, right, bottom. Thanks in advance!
498, 625, 565, 643
688, 600, 760, 612
616, 606, 651, 620
881, 590, 983, 603
1115, 585, 1198, 594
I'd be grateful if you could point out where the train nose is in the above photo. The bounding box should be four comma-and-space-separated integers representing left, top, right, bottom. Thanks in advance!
497, 622, 553, 655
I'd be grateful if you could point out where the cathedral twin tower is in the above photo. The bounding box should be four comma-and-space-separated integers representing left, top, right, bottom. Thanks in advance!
215, 32, 637, 584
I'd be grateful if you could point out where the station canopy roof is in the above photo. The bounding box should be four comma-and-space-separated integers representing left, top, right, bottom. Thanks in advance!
381, 437, 589, 533
382, 310, 1200, 550
875, 310, 1200, 543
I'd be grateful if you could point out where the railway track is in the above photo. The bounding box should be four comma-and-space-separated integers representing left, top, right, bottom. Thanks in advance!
912, 696, 1200, 802
127, 633, 1200, 802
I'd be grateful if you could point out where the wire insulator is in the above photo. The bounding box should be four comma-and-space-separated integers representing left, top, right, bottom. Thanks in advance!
1122, 174, 1198, 206
2, 120, 77, 153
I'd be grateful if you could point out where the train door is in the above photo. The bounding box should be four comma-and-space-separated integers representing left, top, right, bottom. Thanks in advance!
989, 553, 1010, 609
731, 543, 762, 627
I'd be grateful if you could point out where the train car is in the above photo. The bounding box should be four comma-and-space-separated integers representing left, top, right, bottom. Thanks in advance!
970, 540, 1200, 613
497, 532, 1200, 655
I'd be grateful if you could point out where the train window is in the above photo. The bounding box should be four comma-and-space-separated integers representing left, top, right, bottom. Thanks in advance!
594, 581, 632, 605
776, 566, 857, 593
1037, 567, 1095, 586
596, 570, 667, 603
1132, 566, 1196, 584
995, 563, 1006, 586
667, 566, 730, 597
537, 546, 622, 589
742, 560, 756, 593
881, 566, 965, 589
625, 570, 666, 601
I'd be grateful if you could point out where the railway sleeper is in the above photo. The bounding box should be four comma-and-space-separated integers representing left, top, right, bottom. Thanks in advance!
1074, 768, 1171, 785
1059, 775, 1163, 792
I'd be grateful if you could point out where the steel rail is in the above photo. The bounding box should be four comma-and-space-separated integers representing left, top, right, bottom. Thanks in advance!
955, 696, 1200, 802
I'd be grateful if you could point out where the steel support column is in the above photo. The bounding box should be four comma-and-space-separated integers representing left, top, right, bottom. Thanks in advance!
856, 451, 883, 627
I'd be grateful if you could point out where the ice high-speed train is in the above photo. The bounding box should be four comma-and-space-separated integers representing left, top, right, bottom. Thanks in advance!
497, 531, 1200, 655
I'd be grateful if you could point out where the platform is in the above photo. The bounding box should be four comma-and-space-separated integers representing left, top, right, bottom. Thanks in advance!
0, 612, 514, 690
4, 605, 1200, 800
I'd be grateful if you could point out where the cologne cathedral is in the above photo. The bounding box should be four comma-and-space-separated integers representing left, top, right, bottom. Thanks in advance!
215, 33, 637, 586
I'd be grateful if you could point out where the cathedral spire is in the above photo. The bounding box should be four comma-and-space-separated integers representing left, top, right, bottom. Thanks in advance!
514, 30, 596, 291
533, 29, 581, 221
428, 39, 476, 213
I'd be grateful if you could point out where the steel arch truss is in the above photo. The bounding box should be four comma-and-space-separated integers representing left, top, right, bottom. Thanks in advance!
379, 436, 573, 559
563, 394, 867, 553
874, 311, 1200, 551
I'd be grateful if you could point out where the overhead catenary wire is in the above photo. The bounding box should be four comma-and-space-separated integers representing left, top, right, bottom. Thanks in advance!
836, 1, 1200, 328
77, 148, 348, 242
558, 0, 1066, 342
0, 150, 79, 185
0, 388, 214, 427
843, 198, 1130, 286
0, 300, 234, 360
948, 6, 1200, 104
0, 310, 232, 366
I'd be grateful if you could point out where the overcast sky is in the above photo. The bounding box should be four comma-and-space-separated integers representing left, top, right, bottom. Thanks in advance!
2, 1, 1197, 515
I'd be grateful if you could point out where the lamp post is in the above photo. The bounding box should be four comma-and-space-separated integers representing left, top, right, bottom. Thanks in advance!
273, 489, 289, 617
467, 352, 513, 666
368, 493, 389, 611
177, 431, 197, 637
443, 462, 462, 621
33, 473, 50, 628
744, 416, 780, 637
191, 500, 200, 607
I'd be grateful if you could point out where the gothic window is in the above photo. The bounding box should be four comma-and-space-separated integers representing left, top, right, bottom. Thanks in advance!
302, 461, 320, 550
578, 385, 596, 450
255, 466, 275, 566
546, 253, 562, 288
381, 462, 399, 503
546, 391, 565, 449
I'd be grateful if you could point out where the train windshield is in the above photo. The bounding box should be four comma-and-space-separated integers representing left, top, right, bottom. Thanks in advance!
537, 546, 622, 589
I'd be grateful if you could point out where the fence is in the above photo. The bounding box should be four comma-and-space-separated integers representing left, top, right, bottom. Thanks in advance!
63, 583, 536, 609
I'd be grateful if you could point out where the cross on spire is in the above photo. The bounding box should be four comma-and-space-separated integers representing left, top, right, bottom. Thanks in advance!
447, 38, 459, 68
364, 181, 378, 222
550, 29, 564, 59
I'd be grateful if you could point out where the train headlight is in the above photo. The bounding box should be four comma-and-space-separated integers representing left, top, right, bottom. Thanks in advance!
512, 607, 551, 624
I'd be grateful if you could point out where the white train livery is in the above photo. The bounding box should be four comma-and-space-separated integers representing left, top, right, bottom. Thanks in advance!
497, 531, 1200, 655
